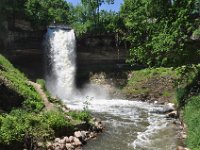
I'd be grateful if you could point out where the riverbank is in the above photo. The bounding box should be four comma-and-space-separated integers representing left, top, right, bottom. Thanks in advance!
0, 54, 103, 150
89, 66, 200, 149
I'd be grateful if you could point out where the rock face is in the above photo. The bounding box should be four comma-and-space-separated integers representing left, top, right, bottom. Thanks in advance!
77, 34, 128, 65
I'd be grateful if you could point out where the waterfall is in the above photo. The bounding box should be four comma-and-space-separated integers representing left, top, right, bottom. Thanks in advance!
45, 27, 76, 99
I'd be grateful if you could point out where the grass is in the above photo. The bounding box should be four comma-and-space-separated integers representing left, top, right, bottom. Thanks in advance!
0, 54, 44, 112
121, 67, 179, 102
184, 96, 200, 149
0, 54, 92, 149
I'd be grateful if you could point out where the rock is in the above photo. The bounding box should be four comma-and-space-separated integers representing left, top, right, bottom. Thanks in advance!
73, 137, 82, 146
89, 132, 97, 138
60, 143, 66, 149
182, 133, 187, 139
177, 146, 185, 150
80, 131, 87, 139
166, 111, 178, 118
59, 138, 66, 144
69, 136, 74, 143
163, 103, 176, 113
177, 146, 190, 150
94, 121, 104, 131
74, 131, 82, 138
66, 143, 74, 150
53, 143, 61, 150
54, 138, 61, 143
64, 136, 70, 143
46, 141, 53, 150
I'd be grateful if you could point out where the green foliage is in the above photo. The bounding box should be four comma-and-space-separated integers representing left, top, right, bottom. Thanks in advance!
43, 111, 71, 130
69, 0, 117, 36
122, 67, 178, 101
175, 65, 200, 107
0, 55, 44, 112
0, 109, 72, 145
184, 96, 200, 149
25, 0, 70, 26
36, 79, 46, 90
121, 0, 199, 67
67, 111, 91, 123
0, 110, 51, 144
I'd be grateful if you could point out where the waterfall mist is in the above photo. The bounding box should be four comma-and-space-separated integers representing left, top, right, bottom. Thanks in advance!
45, 27, 109, 100
45, 28, 76, 99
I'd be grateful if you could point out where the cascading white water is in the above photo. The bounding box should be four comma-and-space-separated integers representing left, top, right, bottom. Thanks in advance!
45, 28, 76, 99
45, 27, 178, 150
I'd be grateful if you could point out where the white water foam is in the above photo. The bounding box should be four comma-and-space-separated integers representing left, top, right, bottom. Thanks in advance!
45, 28, 177, 150
45, 28, 76, 99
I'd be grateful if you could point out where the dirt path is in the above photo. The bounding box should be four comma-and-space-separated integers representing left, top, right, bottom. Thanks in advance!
28, 81, 54, 111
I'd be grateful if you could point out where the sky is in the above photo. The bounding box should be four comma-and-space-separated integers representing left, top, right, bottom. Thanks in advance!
66, 0, 123, 12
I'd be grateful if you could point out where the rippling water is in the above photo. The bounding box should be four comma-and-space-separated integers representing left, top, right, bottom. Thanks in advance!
65, 99, 178, 150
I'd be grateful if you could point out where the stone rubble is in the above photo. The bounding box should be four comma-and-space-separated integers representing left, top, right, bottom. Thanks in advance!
43, 120, 103, 150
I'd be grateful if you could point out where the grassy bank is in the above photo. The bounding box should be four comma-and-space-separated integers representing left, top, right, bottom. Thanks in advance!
121, 67, 179, 103
121, 65, 200, 149
0, 54, 91, 149
179, 66, 200, 149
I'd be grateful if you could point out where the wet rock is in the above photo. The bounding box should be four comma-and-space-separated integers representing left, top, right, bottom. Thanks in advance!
89, 132, 97, 138
94, 121, 104, 131
163, 103, 175, 113
80, 131, 87, 139
166, 111, 178, 118
73, 137, 82, 146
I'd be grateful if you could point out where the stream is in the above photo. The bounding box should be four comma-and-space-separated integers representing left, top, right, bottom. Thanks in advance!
45, 27, 179, 150
65, 98, 179, 150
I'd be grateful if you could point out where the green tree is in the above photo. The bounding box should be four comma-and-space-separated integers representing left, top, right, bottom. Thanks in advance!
121, 0, 198, 67
25, 0, 70, 26
80, 0, 114, 28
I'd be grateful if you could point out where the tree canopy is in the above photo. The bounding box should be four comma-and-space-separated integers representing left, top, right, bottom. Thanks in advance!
120, 0, 200, 66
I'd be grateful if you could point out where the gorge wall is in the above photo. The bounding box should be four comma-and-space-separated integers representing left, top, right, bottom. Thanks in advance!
0, 20, 129, 81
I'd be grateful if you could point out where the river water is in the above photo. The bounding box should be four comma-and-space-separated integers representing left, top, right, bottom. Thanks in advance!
65, 98, 178, 150
45, 27, 179, 150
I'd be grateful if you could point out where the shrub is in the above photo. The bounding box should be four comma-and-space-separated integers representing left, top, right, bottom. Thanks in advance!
67, 111, 91, 123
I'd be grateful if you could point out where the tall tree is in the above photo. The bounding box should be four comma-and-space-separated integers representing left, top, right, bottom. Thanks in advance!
81, 0, 114, 27
121, 0, 198, 66
25, 0, 70, 27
